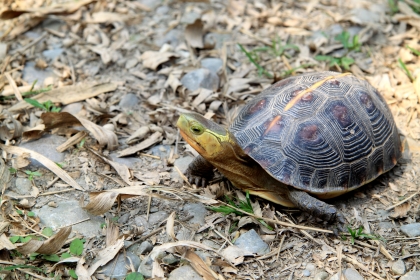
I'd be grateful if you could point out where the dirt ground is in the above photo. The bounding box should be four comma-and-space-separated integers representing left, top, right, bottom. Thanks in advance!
1, 0, 420, 279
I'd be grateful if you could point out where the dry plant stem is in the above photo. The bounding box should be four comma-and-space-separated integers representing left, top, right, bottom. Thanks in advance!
4, 72, 22, 101
9, 214, 49, 239
57, 218, 90, 229
386, 191, 419, 210
140, 153, 160, 159
45, 177, 60, 189
39, 188, 74, 196
218, 201, 333, 234
174, 165, 192, 187
17, 269, 49, 280
213, 229, 234, 246
283, 216, 321, 244
342, 255, 384, 280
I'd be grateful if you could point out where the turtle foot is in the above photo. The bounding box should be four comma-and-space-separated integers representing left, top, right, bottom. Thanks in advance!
184, 155, 214, 187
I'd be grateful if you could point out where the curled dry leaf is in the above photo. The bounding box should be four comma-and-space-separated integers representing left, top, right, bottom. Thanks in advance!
185, 19, 205, 48
0, 113, 23, 141
16, 226, 71, 255
0, 144, 84, 191
184, 249, 219, 280
140, 51, 179, 70
0, 157, 10, 194
221, 245, 254, 266
166, 211, 176, 241
118, 131, 162, 157
0, 233, 17, 250
41, 112, 118, 150
86, 238, 124, 276
12, 152, 31, 169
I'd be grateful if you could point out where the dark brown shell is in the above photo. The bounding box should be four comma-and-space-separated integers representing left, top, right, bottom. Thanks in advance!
230, 71, 401, 195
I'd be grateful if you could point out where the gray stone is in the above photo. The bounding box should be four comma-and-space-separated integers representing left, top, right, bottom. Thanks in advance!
118, 213, 130, 224
329, 268, 363, 280
109, 153, 142, 169
174, 156, 193, 174
204, 33, 232, 49
162, 253, 178, 265
100, 251, 140, 280
138, 255, 153, 278
137, 241, 153, 255
181, 68, 219, 91
378, 221, 396, 230
149, 145, 171, 158
181, 12, 201, 24
62, 102, 83, 115
137, 0, 160, 9
148, 211, 169, 226
183, 203, 207, 227
400, 271, 420, 280
42, 48, 63, 60
302, 269, 311, 277
119, 93, 139, 109
391, 259, 406, 275
34, 200, 104, 238
155, 29, 184, 48
14, 178, 32, 195
22, 61, 56, 86
234, 229, 269, 255
20, 135, 66, 167
314, 270, 329, 280
156, 5, 169, 15
200, 58, 223, 74
168, 265, 203, 280
176, 227, 192, 241
134, 216, 150, 230
401, 223, 420, 237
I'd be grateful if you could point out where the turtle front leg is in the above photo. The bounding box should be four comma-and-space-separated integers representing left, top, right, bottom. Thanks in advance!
287, 188, 346, 231
185, 155, 214, 187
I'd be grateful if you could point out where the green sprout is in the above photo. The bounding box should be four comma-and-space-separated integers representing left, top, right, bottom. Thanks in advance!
24, 98, 61, 112
342, 226, 383, 245
25, 170, 42, 181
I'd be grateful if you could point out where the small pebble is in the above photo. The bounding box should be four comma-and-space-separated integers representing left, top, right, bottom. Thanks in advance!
302, 269, 311, 277
313, 270, 329, 280
400, 271, 420, 280
391, 259, 406, 275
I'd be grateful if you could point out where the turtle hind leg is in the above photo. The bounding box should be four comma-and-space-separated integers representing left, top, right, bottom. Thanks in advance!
185, 155, 214, 187
287, 188, 346, 232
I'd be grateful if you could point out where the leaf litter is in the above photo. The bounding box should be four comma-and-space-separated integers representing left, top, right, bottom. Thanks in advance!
0, 0, 420, 279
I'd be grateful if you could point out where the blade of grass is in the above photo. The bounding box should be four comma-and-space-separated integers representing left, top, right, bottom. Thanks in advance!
238, 43, 273, 79
398, 58, 414, 82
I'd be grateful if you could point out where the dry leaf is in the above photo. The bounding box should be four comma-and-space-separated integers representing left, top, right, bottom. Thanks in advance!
88, 148, 132, 185
166, 212, 176, 241
118, 131, 162, 157
221, 245, 254, 266
75, 257, 91, 280
0, 157, 10, 194
0, 0, 95, 19
9, 82, 117, 112
41, 112, 118, 150
87, 238, 124, 276
140, 51, 178, 70
0, 113, 23, 141
388, 182, 400, 193
0, 234, 17, 250
0, 144, 84, 191
184, 249, 219, 280
106, 220, 119, 247
185, 19, 205, 48
391, 203, 411, 218
90, 12, 136, 23
17, 227, 71, 255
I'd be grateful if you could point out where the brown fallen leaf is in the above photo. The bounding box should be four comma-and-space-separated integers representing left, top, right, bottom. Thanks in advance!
220, 245, 254, 266
390, 202, 411, 218
8, 82, 117, 112
86, 238, 125, 276
41, 112, 118, 151
0, 157, 10, 195
0, 233, 17, 250
184, 249, 219, 280
185, 19, 205, 48
89, 12, 137, 23
17, 227, 71, 255
0, 144, 84, 191
75, 257, 91, 280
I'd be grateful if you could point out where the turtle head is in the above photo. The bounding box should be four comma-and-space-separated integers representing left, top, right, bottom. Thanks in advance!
177, 113, 231, 159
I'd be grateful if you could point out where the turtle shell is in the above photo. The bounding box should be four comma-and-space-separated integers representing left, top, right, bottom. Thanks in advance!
230, 71, 401, 197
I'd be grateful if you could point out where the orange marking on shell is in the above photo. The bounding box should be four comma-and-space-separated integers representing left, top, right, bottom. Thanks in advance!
284, 73, 352, 111
392, 156, 397, 165
263, 115, 282, 136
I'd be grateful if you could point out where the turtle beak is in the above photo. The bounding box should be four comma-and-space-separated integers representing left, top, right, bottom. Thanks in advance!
177, 114, 207, 155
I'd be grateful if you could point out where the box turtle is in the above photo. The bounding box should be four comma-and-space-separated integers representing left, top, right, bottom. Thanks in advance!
177, 71, 401, 229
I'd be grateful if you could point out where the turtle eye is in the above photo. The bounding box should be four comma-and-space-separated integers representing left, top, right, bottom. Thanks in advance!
190, 124, 204, 135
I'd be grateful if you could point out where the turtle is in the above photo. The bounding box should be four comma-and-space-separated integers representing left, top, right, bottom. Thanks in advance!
176, 71, 401, 229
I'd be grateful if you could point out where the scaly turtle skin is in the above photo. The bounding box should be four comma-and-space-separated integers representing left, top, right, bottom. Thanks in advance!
177, 71, 401, 229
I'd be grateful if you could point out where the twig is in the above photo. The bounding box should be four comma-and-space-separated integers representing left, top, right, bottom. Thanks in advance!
57, 218, 90, 229
218, 200, 333, 234
213, 229, 234, 246
39, 188, 75, 196
386, 191, 419, 210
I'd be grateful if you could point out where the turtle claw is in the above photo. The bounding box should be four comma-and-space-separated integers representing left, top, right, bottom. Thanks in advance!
185, 166, 212, 187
